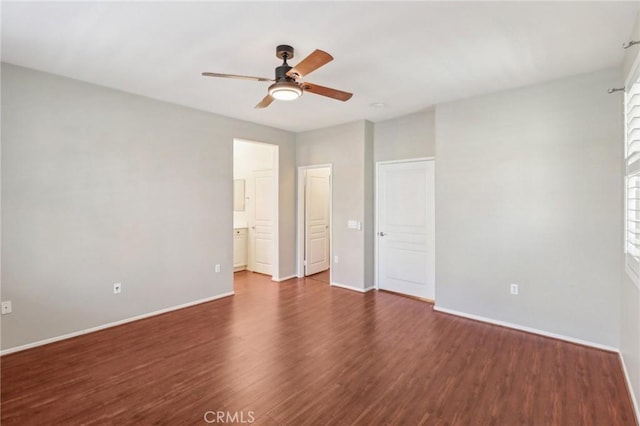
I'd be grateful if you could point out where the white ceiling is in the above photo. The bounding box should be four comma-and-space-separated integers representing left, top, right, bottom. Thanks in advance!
2, 1, 638, 132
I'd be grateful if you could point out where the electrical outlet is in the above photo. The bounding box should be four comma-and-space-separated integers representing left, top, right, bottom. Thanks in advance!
1, 301, 12, 315
215, 264, 221, 273
334, 255, 339, 264
113, 283, 122, 294
510, 284, 518, 295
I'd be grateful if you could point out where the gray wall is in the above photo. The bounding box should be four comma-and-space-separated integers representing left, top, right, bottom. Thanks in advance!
621, 9, 640, 413
1, 64, 296, 350
435, 68, 623, 347
623, 10, 640, 81
373, 110, 435, 162
296, 121, 374, 289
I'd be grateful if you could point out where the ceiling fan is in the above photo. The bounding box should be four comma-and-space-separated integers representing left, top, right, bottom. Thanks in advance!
202, 45, 353, 109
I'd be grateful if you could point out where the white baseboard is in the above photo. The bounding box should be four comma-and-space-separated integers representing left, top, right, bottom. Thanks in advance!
433, 306, 618, 353
1, 292, 235, 356
330, 282, 375, 293
620, 352, 640, 425
272, 275, 297, 282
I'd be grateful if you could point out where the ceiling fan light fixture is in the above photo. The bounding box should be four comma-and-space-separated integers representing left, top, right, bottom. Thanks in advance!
268, 81, 302, 101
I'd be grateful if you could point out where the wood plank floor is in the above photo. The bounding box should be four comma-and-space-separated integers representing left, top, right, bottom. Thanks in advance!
1, 271, 636, 425
306, 268, 330, 284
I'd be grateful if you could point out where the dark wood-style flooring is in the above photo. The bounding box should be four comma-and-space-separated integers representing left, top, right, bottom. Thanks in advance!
1, 271, 636, 425
307, 268, 330, 284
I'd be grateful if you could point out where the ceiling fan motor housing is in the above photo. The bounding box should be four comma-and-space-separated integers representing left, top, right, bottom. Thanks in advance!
275, 65, 294, 81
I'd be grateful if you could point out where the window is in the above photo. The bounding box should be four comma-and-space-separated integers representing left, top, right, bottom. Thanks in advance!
625, 63, 640, 287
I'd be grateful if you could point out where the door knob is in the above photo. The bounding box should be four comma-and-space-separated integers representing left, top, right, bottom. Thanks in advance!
379, 232, 386, 237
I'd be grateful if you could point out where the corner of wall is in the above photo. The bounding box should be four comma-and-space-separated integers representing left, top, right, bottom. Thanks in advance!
363, 121, 375, 287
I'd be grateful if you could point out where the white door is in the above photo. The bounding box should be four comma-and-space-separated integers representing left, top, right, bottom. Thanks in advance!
248, 169, 273, 275
377, 160, 435, 300
305, 168, 331, 276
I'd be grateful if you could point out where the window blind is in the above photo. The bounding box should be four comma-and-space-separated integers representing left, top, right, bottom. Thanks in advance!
625, 67, 640, 284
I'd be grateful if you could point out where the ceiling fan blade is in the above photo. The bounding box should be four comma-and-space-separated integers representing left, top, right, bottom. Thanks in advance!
302, 82, 353, 102
286, 49, 333, 79
202, 72, 274, 82
255, 94, 275, 109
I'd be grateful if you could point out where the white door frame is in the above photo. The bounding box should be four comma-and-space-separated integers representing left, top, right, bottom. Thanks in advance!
374, 157, 435, 298
233, 138, 279, 281
297, 164, 333, 280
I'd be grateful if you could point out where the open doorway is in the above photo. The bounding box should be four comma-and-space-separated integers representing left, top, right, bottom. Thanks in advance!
233, 139, 279, 281
297, 165, 332, 283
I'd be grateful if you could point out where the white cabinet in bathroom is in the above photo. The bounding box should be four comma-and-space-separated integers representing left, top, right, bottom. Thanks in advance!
233, 228, 248, 272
